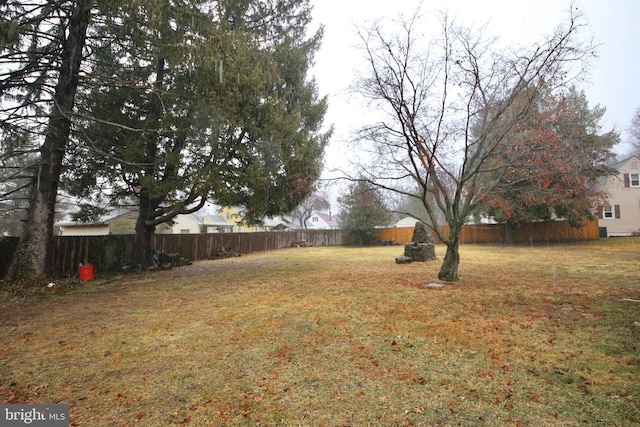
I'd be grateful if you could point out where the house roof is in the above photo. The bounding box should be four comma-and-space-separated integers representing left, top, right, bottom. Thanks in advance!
270, 223, 292, 230
313, 212, 339, 227
263, 215, 293, 227
610, 155, 640, 171
57, 209, 207, 228
55, 207, 136, 227
202, 214, 232, 227
395, 216, 421, 228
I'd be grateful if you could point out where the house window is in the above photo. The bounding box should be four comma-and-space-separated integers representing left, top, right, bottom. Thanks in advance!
631, 173, 640, 187
180, 229, 189, 234
603, 205, 620, 219
312, 217, 318, 222
225, 212, 231, 220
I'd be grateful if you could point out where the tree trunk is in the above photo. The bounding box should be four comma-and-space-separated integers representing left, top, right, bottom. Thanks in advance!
438, 222, 462, 281
133, 194, 157, 270
130, 55, 166, 271
6, 0, 92, 282
133, 217, 155, 271
438, 242, 460, 281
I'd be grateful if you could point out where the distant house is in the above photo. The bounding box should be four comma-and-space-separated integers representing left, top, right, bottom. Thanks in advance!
56, 209, 204, 236
598, 156, 640, 236
306, 212, 339, 230
56, 208, 137, 236
393, 216, 448, 228
216, 206, 271, 232
202, 214, 234, 233
394, 216, 421, 228
212, 206, 294, 232
263, 215, 295, 231
156, 213, 202, 234
270, 222, 293, 231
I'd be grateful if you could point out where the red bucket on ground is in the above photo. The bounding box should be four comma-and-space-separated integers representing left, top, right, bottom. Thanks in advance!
78, 264, 94, 281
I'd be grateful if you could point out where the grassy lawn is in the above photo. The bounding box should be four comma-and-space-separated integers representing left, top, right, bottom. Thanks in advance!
1, 238, 639, 426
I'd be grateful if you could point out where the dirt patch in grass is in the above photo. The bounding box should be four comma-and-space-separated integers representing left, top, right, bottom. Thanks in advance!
1, 239, 640, 426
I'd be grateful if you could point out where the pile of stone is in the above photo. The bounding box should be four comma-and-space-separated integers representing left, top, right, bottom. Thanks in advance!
395, 222, 437, 264
210, 246, 241, 259
152, 249, 192, 269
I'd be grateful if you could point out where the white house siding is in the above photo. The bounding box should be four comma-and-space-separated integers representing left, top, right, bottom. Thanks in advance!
306, 212, 339, 230
157, 214, 202, 234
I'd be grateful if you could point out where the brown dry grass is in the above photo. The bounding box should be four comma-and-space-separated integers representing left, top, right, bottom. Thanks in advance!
1, 238, 639, 426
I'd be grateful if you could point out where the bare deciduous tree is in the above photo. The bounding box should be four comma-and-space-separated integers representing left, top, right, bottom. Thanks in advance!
351, 6, 595, 281
628, 108, 640, 157
290, 191, 331, 229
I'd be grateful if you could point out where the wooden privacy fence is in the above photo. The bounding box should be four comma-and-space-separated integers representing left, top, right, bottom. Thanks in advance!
47, 229, 342, 278
152, 229, 342, 262
509, 220, 600, 244
2, 221, 598, 279
375, 219, 600, 244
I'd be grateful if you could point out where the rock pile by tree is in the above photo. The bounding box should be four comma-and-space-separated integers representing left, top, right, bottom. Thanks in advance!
396, 222, 437, 264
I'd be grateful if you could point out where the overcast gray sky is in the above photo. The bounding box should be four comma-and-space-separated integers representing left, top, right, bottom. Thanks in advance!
310, 0, 640, 167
